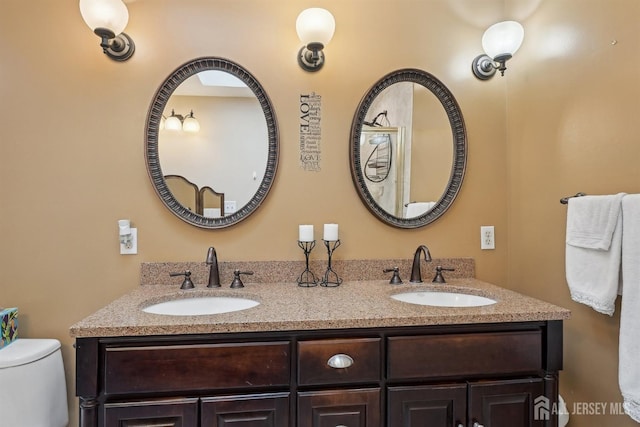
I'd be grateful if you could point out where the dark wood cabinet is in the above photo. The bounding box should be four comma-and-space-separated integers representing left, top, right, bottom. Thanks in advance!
469, 378, 545, 427
103, 398, 199, 426
201, 393, 290, 427
387, 378, 545, 427
76, 321, 562, 427
388, 384, 467, 426
298, 388, 381, 426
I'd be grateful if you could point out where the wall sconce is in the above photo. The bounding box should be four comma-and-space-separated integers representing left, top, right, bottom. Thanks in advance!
163, 110, 201, 133
79, 0, 135, 62
472, 21, 524, 80
296, 8, 336, 72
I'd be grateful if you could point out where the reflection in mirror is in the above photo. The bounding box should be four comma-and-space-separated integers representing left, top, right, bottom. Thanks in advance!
350, 69, 466, 228
199, 186, 225, 218
165, 175, 199, 213
146, 57, 279, 228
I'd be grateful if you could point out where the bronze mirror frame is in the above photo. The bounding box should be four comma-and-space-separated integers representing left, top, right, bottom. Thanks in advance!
145, 57, 279, 229
349, 68, 467, 228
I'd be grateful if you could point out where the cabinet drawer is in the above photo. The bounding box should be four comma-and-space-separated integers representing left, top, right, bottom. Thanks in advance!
104, 341, 290, 395
388, 330, 542, 380
298, 338, 381, 386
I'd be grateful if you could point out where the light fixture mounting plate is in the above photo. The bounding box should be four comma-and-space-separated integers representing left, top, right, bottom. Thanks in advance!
95, 29, 135, 62
298, 46, 325, 72
472, 54, 496, 80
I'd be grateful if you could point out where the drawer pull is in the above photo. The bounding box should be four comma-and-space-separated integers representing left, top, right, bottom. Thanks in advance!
327, 353, 354, 369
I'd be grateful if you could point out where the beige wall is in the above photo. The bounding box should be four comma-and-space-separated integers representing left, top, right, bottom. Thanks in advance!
0, 1, 635, 426
507, 1, 640, 426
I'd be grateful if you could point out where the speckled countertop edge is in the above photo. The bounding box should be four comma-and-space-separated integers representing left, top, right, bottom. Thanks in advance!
69, 277, 571, 338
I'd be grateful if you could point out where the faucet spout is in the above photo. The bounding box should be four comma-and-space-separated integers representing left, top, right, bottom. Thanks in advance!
206, 246, 221, 288
410, 245, 432, 283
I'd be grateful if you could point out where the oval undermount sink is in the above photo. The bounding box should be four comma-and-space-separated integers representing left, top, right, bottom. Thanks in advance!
143, 296, 259, 316
391, 291, 496, 308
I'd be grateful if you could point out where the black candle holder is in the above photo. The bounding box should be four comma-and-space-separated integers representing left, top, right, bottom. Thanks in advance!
320, 239, 342, 287
297, 240, 318, 287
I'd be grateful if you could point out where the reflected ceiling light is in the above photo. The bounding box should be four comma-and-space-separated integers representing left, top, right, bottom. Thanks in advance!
296, 8, 335, 72
472, 21, 524, 80
164, 110, 200, 133
182, 111, 201, 133
79, 0, 135, 61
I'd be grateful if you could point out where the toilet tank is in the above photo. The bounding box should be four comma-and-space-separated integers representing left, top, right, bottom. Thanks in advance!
0, 339, 69, 427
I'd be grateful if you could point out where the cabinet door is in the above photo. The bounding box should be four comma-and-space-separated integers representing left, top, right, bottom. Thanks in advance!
388, 384, 466, 427
469, 378, 545, 427
201, 392, 290, 427
103, 398, 198, 426
298, 388, 381, 427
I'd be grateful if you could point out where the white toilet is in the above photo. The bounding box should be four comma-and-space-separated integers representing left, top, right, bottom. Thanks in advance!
0, 339, 69, 427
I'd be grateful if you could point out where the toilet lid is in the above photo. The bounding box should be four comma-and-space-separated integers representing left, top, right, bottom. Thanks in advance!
0, 339, 61, 368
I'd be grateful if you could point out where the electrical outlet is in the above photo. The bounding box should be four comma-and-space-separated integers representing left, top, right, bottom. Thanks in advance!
224, 201, 237, 214
120, 228, 138, 255
480, 226, 495, 250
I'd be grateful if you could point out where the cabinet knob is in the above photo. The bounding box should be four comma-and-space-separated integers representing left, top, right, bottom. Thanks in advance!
327, 353, 354, 369
473, 422, 485, 427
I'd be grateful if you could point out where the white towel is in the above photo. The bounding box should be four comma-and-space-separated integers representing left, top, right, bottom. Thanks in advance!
406, 202, 435, 218
619, 194, 640, 422
565, 193, 625, 315
566, 193, 625, 250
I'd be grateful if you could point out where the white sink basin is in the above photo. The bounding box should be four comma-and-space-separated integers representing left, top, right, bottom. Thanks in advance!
391, 291, 496, 308
143, 296, 259, 316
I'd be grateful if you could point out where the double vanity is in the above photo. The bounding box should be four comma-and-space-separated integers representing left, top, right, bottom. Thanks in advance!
71, 259, 570, 427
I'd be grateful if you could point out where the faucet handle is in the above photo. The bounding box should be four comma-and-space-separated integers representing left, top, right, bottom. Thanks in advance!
432, 266, 455, 283
230, 270, 254, 289
383, 267, 403, 285
170, 270, 195, 290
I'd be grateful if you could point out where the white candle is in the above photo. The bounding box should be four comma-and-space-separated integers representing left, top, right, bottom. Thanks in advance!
323, 223, 339, 241
299, 225, 314, 242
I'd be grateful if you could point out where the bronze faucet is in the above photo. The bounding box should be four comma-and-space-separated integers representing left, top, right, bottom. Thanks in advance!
206, 247, 221, 288
410, 245, 432, 283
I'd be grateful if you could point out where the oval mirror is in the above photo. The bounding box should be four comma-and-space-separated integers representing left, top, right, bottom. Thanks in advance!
349, 69, 466, 228
145, 57, 279, 228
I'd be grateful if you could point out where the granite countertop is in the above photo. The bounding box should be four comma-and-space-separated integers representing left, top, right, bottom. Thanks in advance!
69, 278, 571, 338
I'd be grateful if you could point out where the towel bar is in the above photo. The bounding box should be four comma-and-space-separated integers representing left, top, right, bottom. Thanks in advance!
560, 192, 586, 204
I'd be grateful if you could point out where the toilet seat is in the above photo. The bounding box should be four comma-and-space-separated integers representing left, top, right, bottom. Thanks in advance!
0, 339, 61, 368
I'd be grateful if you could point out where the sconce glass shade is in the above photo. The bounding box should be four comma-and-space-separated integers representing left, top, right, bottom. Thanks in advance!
79, 0, 129, 35
472, 20, 524, 80
296, 8, 336, 48
482, 21, 524, 61
296, 8, 335, 72
79, 0, 134, 61
164, 110, 182, 131
182, 111, 201, 133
